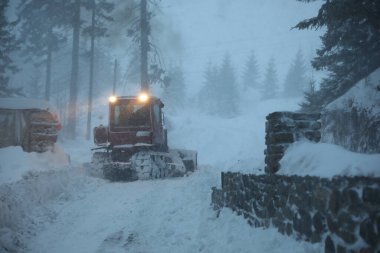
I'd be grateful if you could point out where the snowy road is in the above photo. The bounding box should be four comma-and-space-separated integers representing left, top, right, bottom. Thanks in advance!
1, 98, 325, 252
23, 165, 320, 253
27, 166, 218, 253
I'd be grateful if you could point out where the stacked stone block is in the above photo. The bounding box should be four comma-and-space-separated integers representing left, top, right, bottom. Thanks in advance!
212, 173, 380, 253
265, 112, 321, 174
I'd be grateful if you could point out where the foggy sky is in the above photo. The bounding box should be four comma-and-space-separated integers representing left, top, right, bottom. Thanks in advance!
158, 0, 324, 96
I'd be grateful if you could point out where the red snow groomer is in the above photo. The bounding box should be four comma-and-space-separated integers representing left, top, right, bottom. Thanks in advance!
92, 92, 197, 181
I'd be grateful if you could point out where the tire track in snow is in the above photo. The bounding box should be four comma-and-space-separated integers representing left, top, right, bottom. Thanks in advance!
25, 166, 217, 253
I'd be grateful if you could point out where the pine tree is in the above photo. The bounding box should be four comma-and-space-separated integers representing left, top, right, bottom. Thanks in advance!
163, 65, 186, 112
242, 51, 260, 91
123, 0, 167, 89
296, 0, 380, 109
0, 0, 22, 97
18, 0, 71, 101
217, 53, 239, 117
299, 78, 322, 113
262, 58, 279, 100
198, 62, 219, 115
283, 49, 307, 97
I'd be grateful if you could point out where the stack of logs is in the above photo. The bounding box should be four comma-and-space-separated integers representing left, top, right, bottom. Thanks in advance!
23, 110, 59, 152
265, 112, 321, 174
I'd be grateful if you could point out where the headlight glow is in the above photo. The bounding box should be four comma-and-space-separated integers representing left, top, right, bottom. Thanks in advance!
109, 95, 117, 103
138, 92, 149, 103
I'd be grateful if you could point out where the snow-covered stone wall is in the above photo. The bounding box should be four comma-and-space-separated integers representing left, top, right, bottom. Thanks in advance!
322, 68, 380, 154
265, 112, 321, 174
212, 173, 380, 253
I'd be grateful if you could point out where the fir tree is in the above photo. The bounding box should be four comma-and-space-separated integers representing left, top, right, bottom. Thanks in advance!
124, 0, 167, 89
299, 78, 322, 113
198, 62, 219, 115
296, 0, 380, 110
163, 65, 186, 112
0, 0, 22, 97
283, 49, 307, 97
217, 53, 239, 117
18, 0, 71, 101
242, 51, 260, 91
262, 58, 279, 100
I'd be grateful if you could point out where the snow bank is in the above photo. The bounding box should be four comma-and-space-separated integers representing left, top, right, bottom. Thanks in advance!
0, 167, 96, 253
58, 138, 93, 166
0, 145, 95, 252
326, 67, 380, 114
0, 139, 80, 252
279, 141, 380, 178
322, 68, 380, 153
0, 145, 70, 184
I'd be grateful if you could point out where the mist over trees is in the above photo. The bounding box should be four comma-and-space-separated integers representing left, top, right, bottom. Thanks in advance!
198, 62, 219, 115
283, 49, 307, 98
242, 51, 260, 91
198, 54, 239, 117
82, 0, 114, 139
0, 0, 21, 97
218, 54, 239, 117
4, 0, 376, 137
296, 0, 380, 112
17, 0, 70, 101
1, 0, 180, 139
261, 58, 279, 100
162, 65, 186, 112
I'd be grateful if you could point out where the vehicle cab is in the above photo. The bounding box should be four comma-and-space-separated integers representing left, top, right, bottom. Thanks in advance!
94, 93, 167, 152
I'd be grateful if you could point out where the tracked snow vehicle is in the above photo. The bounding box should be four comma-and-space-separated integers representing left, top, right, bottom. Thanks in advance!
92, 93, 197, 181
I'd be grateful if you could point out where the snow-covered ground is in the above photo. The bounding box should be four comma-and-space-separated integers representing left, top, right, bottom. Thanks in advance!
326, 67, 380, 115
0, 145, 69, 185
1, 97, 379, 253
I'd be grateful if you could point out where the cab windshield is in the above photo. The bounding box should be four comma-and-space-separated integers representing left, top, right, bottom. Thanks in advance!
111, 100, 151, 128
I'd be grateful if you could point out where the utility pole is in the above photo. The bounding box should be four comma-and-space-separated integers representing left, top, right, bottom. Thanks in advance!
45, 29, 52, 101
140, 0, 149, 92
86, 0, 95, 140
112, 59, 117, 94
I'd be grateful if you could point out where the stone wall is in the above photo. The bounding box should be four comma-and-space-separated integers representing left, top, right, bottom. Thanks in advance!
322, 107, 380, 154
265, 112, 321, 174
212, 172, 380, 253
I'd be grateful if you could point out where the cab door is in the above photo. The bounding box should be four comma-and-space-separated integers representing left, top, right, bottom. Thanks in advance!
152, 102, 166, 150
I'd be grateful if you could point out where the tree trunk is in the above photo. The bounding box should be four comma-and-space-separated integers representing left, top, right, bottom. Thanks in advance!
45, 43, 52, 101
140, 0, 149, 92
86, 0, 95, 141
67, 0, 81, 139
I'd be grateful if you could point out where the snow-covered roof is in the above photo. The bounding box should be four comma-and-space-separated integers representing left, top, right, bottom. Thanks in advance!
0, 97, 59, 116
326, 67, 380, 114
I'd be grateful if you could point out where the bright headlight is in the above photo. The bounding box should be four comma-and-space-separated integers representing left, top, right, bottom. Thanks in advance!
138, 92, 149, 103
109, 95, 117, 103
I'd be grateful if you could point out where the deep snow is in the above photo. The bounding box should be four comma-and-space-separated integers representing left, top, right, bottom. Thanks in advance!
326, 67, 380, 115
279, 141, 380, 178
1, 97, 379, 253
